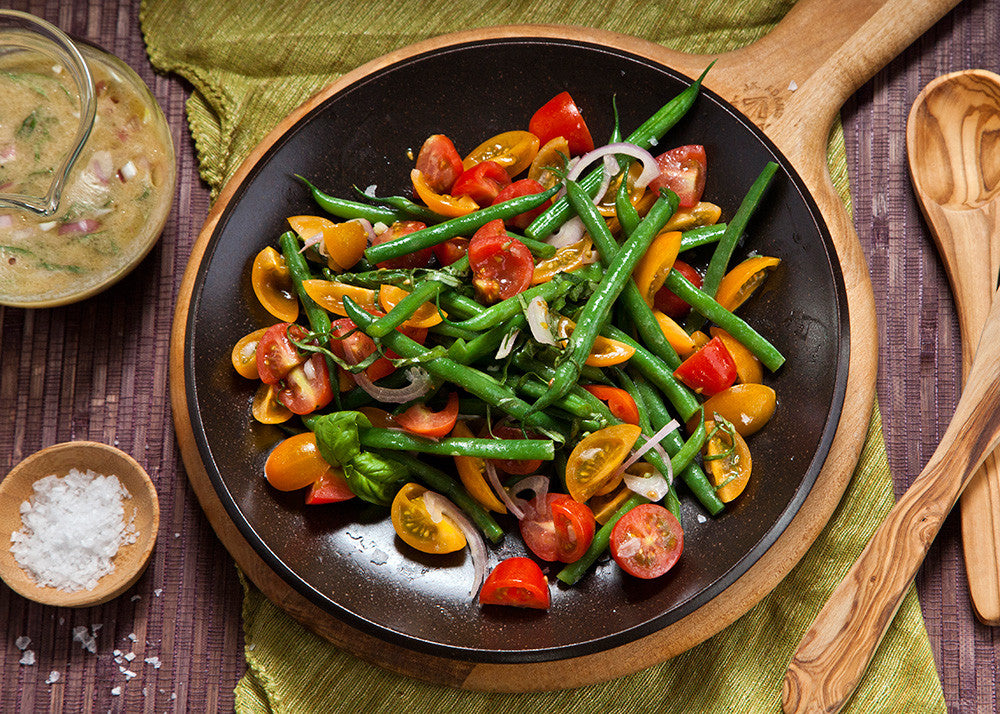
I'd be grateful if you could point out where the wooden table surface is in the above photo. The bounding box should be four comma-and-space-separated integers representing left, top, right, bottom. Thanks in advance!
0, 0, 997, 711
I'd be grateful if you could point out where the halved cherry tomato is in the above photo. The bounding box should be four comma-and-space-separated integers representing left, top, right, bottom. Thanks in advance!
433, 237, 469, 266
648, 145, 707, 208
256, 322, 308, 385
709, 327, 764, 384
653, 310, 697, 358
264, 432, 332, 492
462, 130, 539, 177
415, 134, 463, 194
531, 238, 592, 284
565, 424, 642, 503
287, 215, 367, 272
529, 91, 594, 157
519, 493, 596, 563
452, 160, 511, 208
715, 256, 782, 313
452, 421, 506, 513
251, 383, 293, 424
371, 221, 434, 269
632, 230, 682, 306
673, 336, 738, 396
302, 279, 378, 317
277, 353, 333, 415
492, 178, 552, 230
554, 316, 634, 367
692, 383, 777, 437
232, 327, 268, 379
468, 219, 533, 304
411, 169, 480, 218
582, 385, 640, 425
703, 419, 752, 502
329, 316, 393, 382
479, 557, 550, 609
487, 424, 544, 475
357, 406, 398, 428
391, 483, 466, 554
395, 392, 459, 438
251, 247, 298, 322
653, 259, 702, 320
528, 136, 570, 189
305, 466, 355, 504
589, 484, 634, 525
378, 284, 445, 328
610, 503, 684, 579
662, 202, 722, 232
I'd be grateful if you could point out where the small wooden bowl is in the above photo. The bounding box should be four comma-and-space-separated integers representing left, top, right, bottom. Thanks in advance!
0, 442, 159, 607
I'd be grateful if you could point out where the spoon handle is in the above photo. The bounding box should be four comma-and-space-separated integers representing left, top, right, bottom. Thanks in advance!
782, 285, 1000, 714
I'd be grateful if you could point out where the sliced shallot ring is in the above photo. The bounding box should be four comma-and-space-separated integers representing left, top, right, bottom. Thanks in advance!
422, 491, 487, 597
546, 215, 586, 248
624, 468, 670, 502
525, 297, 555, 345
613, 419, 680, 483
566, 142, 661, 199
344, 336, 432, 403
484, 459, 524, 520
495, 329, 520, 359
508, 475, 550, 519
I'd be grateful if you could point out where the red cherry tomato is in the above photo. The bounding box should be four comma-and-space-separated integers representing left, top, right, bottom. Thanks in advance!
433, 236, 469, 266
479, 557, 550, 609
609, 503, 684, 579
277, 353, 333, 415
468, 219, 534, 304
492, 178, 552, 230
519, 493, 596, 563
305, 467, 355, 504
581, 385, 641, 425
647, 145, 707, 208
415, 134, 463, 194
528, 91, 594, 157
488, 424, 544, 475
653, 259, 702, 320
371, 221, 433, 269
451, 160, 511, 207
256, 322, 309, 385
673, 336, 738, 396
394, 392, 459, 438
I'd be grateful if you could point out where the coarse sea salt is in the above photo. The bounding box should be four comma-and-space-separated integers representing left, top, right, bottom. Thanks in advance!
9, 468, 137, 592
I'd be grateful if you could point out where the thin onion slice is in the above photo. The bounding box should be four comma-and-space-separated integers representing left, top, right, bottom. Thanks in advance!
344, 337, 433, 405
566, 142, 661, 198
624, 467, 670, 502
525, 297, 555, 345
422, 491, 487, 598
546, 215, 586, 248
485, 459, 524, 520
613, 419, 679, 497
495, 329, 520, 359
508, 475, 550, 519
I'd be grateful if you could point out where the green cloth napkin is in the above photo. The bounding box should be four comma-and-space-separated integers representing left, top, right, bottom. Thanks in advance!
140, 1, 947, 711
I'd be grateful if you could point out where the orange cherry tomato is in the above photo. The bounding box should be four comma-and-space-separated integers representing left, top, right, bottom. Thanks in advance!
531, 238, 593, 285
452, 421, 506, 514
391, 483, 466, 554
565, 424, 642, 503
703, 419, 752, 502
555, 316, 635, 367
377, 284, 444, 328
395, 392, 459, 438
691, 383, 777, 437
287, 215, 367, 272
462, 130, 540, 177
661, 201, 722, 232
479, 557, 550, 609
251, 382, 293, 424
632, 230, 682, 306
710, 327, 765, 384
264, 432, 332, 492
251, 247, 298, 322
302, 280, 378, 317
528, 136, 570, 189
653, 310, 697, 359
582, 385, 641, 425
232, 327, 268, 379
411, 169, 479, 218
715, 256, 782, 313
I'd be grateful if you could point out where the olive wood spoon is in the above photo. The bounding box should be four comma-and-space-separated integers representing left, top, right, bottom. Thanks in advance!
782, 282, 1000, 713
906, 69, 1000, 625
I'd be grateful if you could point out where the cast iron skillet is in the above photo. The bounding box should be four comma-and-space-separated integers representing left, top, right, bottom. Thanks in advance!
183, 36, 842, 662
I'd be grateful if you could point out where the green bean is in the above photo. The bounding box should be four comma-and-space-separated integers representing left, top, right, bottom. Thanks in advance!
506, 372, 611, 429
359, 427, 553, 461
664, 270, 785, 372
531, 187, 675, 413
507, 231, 557, 259
556, 493, 648, 585
297, 175, 406, 224
615, 172, 641, 236
429, 321, 481, 341
437, 291, 484, 320
526, 65, 710, 241
392, 452, 505, 544
366, 255, 470, 337
351, 186, 446, 224
343, 297, 568, 439
665, 488, 682, 521
448, 315, 526, 364
680, 223, 726, 252
364, 185, 561, 265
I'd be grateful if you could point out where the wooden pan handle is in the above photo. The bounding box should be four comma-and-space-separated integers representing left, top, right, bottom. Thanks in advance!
782, 286, 1000, 714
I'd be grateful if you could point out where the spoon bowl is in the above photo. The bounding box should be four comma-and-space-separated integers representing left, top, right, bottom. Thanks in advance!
0, 442, 159, 607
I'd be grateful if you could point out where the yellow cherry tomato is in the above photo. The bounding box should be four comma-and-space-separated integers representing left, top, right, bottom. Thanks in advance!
589, 484, 634, 525
661, 202, 722, 232
710, 327, 764, 384
264, 432, 334, 492
251, 247, 298, 322
232, 327, 268, 379
715, 256, 782, 313
411, 169, 479, 218
555, 316, 635, 367
301, 279, 377, 316
377, 284, 445, 328
565, 424, 642, 503
451, 422, 506, 514
463, 130, 540, 177
391, 483, 467, 554
703, 419, 752, 503
531, 238, 593, 284
287, 215, 367, 272
653, 309, 697, 358
251, 382, 292, 424
528, 136, 570, 189
632, 230, 682, 306
597, 162, 646, 218
690, 383, 776, 437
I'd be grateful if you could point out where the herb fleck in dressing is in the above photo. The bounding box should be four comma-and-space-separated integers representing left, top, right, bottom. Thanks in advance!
0, 44, 174, 305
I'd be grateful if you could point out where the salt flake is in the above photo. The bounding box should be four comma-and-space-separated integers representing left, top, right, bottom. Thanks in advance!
788, 80, 798, 91
15, 636, 30, 650
19, 650, 35, 665
46, 671, 59, 684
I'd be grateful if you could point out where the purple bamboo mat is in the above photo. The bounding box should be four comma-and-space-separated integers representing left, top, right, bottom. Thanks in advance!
0, 0, 997, 712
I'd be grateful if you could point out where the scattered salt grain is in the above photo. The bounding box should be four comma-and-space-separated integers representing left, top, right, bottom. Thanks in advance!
9, 469, 137, 592
120, 667, 137, 680
144, 656, 161, 669
153, 588, 162, 597
788, 80, 798, 91
72, 625, 98, 653
113, 649, 122, 657
124, 652, 135, 662
19, 650, 35, 665
127, 633, 137, 642
15, 636, 30, 650
45, 671, 59, 684
130, 594, 141, 602
111, 686, 121, 696
696, 513, 707, 524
